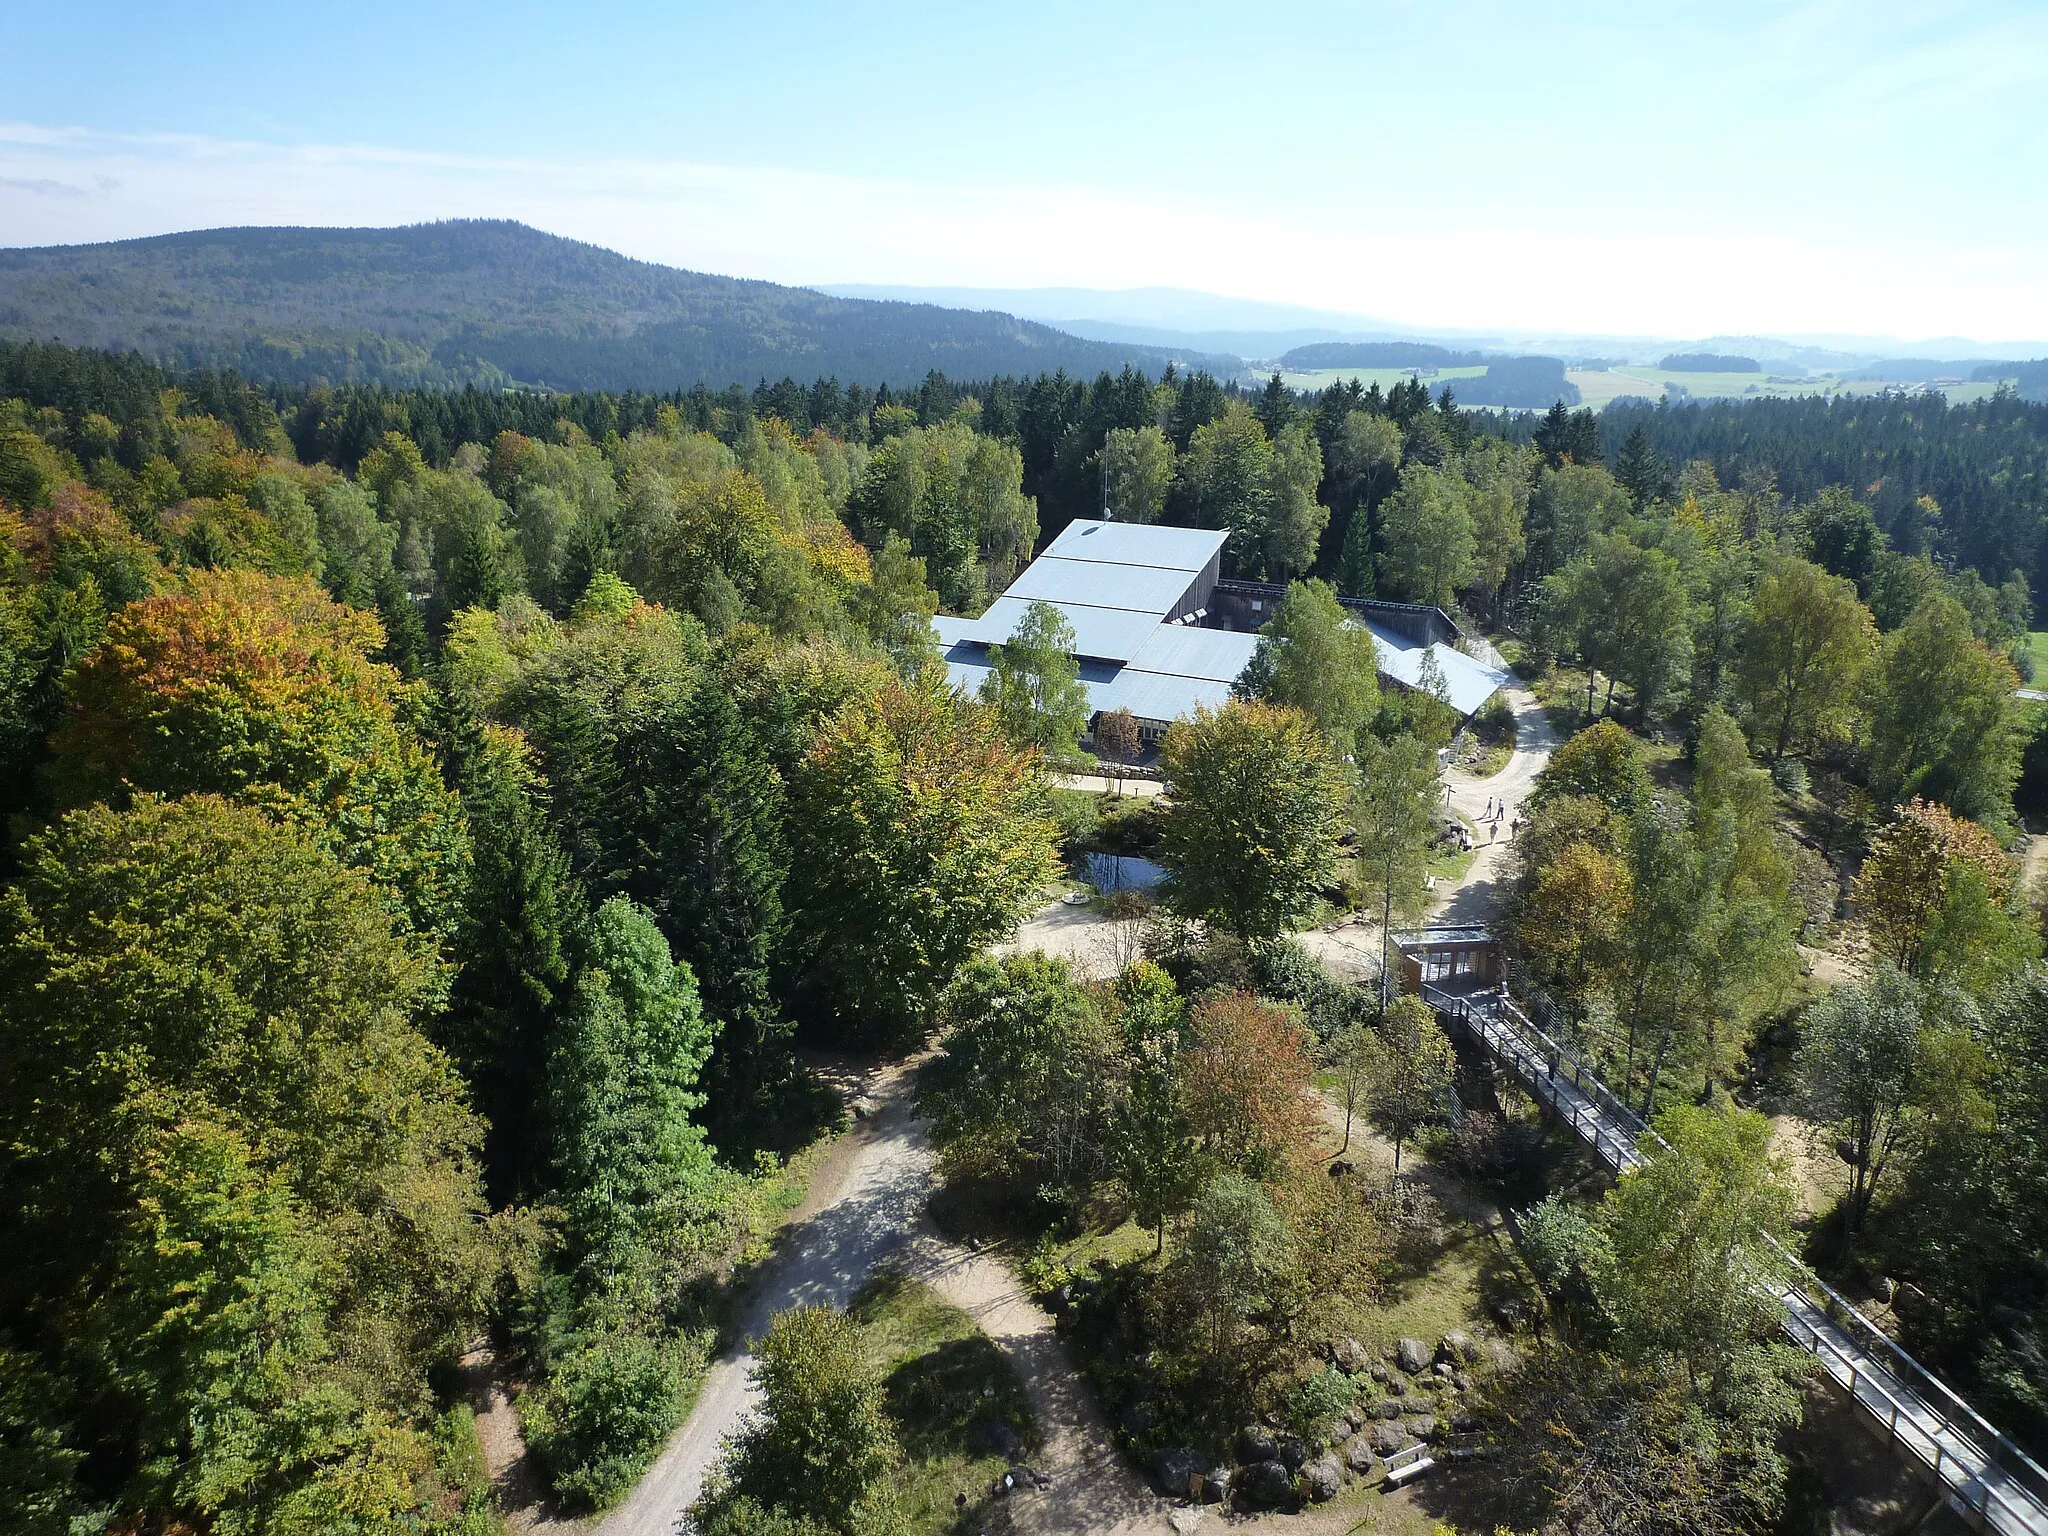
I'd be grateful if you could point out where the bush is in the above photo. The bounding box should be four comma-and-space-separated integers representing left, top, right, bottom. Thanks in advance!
1047, 788, 1097, 854
523, 1328, 691, 1510
1473, 694, 1517, 746
1282, 1365, 1358, 1443
1770, 757, 1808, 795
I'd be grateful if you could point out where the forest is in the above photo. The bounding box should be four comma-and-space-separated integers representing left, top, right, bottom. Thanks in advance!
0, 222, 1224, 392
2, 335, 2048, 1534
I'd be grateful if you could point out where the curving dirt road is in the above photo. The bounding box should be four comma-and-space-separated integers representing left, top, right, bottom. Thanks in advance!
1431, 681, 1558, 925
594, 1064, 1171, 1536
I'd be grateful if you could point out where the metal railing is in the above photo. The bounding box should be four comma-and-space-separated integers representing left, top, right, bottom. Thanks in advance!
1416, 977, 2048, 1535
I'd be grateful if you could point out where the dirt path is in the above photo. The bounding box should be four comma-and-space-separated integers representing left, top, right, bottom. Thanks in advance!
456, 1342, 581, 1534
1429, 683, 1557, 926
596, 1063, 1172, 1536
904, 1235, 1169, 1535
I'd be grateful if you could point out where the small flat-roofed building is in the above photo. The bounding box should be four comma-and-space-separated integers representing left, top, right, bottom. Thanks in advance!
1392, 925, 1503, 996
933, 519, 1511, 743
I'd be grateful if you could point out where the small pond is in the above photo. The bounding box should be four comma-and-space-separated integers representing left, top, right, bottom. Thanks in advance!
1083, 852, 1167, 892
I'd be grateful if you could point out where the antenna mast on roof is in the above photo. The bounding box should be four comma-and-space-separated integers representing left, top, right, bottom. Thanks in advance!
1101, 459, 1113, 521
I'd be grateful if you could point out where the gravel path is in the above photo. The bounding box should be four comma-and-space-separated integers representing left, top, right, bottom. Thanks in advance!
595, 1063, 1172, 1536
1430, 683, 1557, 926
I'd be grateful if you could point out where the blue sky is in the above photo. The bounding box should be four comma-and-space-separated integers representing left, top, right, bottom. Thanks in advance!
3, 1, 2045, 341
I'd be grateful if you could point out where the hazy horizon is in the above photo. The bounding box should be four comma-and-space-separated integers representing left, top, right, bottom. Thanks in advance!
3, 2, 2046, 342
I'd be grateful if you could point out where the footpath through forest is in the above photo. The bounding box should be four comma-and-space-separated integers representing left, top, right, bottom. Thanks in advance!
594, 1062, 1172, 1536
591, 665, 1562, 1536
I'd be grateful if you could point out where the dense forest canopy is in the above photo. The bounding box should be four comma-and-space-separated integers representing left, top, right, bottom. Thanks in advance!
0, 221, 1234, 392
6, 332, 2048, 1530
1590, 394, 2048, 597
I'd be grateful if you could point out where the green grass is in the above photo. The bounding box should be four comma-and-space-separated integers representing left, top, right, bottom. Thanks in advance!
850, 1270, 1038, 1535
2021, 631, 2048, 685
1568, 365, 2011, 410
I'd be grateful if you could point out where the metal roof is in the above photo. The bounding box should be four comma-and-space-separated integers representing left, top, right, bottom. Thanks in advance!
963, 596, 1164, 664
1098, 668, 1238, 724
1127, 625, 1260, 685
1366, 624, 1512, 717
1005, 555, 1199, 616
932, 615, 979, 646
1042, 519, 1229, 573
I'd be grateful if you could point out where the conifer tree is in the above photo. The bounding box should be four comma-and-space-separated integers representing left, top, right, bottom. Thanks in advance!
650, 676, 794, 1137
438, 691, 581, 1199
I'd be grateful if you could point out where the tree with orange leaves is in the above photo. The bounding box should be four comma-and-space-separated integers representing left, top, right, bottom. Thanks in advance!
1853, 796, 2037, 991
1175, 989, 1319, 1179
47, 568, 467, 938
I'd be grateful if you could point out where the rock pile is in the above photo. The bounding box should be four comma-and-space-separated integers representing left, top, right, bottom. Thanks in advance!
1144, 1330, 1516, 1510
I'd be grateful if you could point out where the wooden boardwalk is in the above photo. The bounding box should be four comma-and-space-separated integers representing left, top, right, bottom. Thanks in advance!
1421, 979, 2048, 1536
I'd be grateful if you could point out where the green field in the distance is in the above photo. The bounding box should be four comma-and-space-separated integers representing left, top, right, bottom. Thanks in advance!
1269, 361, 2014, 409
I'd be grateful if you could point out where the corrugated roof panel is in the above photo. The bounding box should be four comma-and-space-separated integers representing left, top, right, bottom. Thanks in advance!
1043, 519, 1228, 573
1099, 669, 1238, 724
1005, 556, 1196, 616
932, 615, 979, 646
963, 596, 1162, 663
1366, 624, 1512, 717
1128, 625, 1261, 684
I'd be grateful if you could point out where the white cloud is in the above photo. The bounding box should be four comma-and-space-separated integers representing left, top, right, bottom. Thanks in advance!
0, 122, 2042, 345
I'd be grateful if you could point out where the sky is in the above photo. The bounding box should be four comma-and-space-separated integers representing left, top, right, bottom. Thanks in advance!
2, 0, 2045, 344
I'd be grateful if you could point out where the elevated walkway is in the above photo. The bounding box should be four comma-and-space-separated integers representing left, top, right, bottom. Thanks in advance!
1411, 961, 2048, 1536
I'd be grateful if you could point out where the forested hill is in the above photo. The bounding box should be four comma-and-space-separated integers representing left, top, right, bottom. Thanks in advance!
0, 220, 1232, 391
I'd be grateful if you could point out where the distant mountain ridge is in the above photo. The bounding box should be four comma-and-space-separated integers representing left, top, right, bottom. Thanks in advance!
0, 221, 1236, 391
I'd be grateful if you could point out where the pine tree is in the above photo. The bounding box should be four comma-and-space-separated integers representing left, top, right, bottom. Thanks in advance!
1615, 423, 1672, 510
647, 677, 794, 1138
437, 690, 581, 1200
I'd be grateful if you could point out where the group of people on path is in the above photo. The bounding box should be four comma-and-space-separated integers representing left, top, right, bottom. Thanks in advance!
1481, 794, 1520, 844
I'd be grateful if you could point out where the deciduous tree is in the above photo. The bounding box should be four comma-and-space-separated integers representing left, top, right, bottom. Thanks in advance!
1866, 593, 2023, 826
1353, 733, 1440, 1005
1376, 463, 1475, 609
1234, 578, 1380, 744
1736, 557, 1876, 761
1852, 797, 2036, 989
791, 673, 1059, 1044
1157, 701, 1350, 939
1365, 995, 1456, 1173
980, 599, 1090, 760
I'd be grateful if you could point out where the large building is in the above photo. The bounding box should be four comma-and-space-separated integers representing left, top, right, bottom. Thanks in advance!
935, 519, 1512, 743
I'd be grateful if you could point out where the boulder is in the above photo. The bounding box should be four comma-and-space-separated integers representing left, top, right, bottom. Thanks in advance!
1343, 1434, 1377, 1474
1241, 1459, 1295, 1508
1333, 1336, 1373, 1374
1395, 1337, 1432, 1374
1437, 1329, 1476, 1365
1405, 1415, 1440, 1442
972, 1418, 1024, 1461
1150, 1445, 1203, 1499
1201, 1466, 1232, 1503
1450, 1411, 1480, 1434
1368, 1363, 1390, 1384
1236, 1424, 1278, 1465
1304, 1453, 1344, 1502
1485, 1338, 1521, 1375
1372, 1423, 1414, 1456
1276, 1435, 1309, 1472
1372, 1398, 1404, 1421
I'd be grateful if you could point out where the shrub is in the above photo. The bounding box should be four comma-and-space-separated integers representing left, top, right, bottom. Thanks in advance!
523, 1328, 690, 1510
